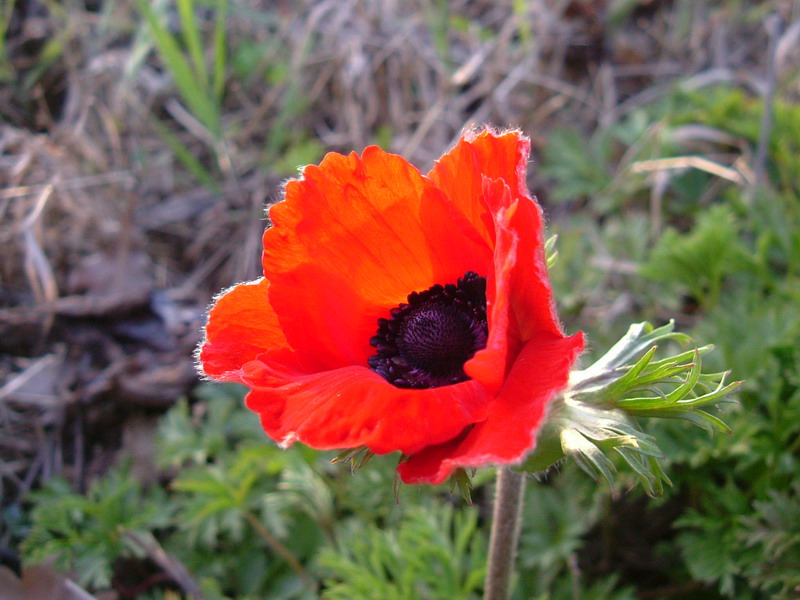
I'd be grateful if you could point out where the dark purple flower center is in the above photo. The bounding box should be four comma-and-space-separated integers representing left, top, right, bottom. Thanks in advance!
368, 271, 488, 389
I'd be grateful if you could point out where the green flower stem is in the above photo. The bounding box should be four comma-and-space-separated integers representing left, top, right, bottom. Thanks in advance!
485, 467, 526, 600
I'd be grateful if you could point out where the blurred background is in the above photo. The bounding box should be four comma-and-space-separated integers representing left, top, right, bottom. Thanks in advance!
1, 1, 799, 598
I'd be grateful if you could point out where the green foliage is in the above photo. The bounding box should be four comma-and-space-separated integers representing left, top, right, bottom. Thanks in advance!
671, 86, 800, 195
540, 110, 663, 213
526, 576, 638, 600
516, 471, 598, 593
665, 329, 800, 598
541, 127, 615, 205
18, 386, 484, 598
21, 466, 172, 589
148, 115, 222, 191
515, 470, 639, 600
0, 0, 15, 82
641, 205, 753, 308
318, 503, 485, 600
740, 483, 800, 597
135, 0, 230, 185
156, 383, 266, 468
543, 75, 800, 599
526, 321, 738, 496
20, 387, 315, 598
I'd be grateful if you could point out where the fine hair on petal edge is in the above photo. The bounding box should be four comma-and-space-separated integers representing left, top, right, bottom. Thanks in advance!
458, 123, 527, 144
193, 277, 266, 379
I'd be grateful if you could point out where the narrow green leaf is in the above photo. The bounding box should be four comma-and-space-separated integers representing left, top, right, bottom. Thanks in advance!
212, 0, 228, 102
632, 362, 694, 388
647, 344, 715, 369
448, 468, 473, 505
149, 114, 220, 191
666, 351, 702, 402
176, 0, 209, 88
603, 345, 658, 399
614, 447, 660, 494
573, 320, 693, 387
137, 0, 220, 136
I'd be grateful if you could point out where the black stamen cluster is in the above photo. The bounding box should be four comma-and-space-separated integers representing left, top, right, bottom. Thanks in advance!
368, 271, 488, 389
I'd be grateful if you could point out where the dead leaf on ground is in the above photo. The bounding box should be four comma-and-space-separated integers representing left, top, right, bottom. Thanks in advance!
0, 564, 99, 600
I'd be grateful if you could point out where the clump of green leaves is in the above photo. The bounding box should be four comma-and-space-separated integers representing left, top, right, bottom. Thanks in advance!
17, 384, 487, 599
641, 205, 753, 308
740, 483, 800, 596
540, 111, 659, 214
22, 466, 172, 589
318, 504, 485, 600
671, 86, 800, 196
19, 385, 321, 599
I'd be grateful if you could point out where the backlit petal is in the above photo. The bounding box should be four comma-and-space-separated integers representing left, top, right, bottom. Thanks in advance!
198, 278, 288, 382
501, 185, 565, 344
428, 128, 531, 247
465, 175, 563, 393
263, 147, 491, 372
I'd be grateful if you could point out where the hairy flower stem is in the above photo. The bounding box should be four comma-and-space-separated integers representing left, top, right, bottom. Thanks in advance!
484, 467, 526, 600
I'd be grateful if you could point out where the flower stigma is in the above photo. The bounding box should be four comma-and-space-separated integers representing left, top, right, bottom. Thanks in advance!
368, 271, 488, 389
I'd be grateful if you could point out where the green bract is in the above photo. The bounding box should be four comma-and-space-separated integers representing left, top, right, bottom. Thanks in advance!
523, 321, 741, 495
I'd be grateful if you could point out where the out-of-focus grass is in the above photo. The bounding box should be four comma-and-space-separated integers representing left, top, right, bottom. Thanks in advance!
0, 0, 15, 82
136, 0, 228, 172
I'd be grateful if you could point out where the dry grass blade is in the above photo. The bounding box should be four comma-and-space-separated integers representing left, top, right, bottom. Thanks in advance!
122, 531, 204, 600
0, 564, 97, 600
0, 354, 59, 403
630, 156, 749, 185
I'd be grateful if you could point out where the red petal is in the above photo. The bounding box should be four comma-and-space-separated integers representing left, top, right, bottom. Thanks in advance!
241, 354, 491, 455
431, 128, 563, 391
428, 128, 531, 246
465, 176, 563, 393
463, 179, 516, 393
397, 332, 585, 484
500, 187, 564, 344
262, 146, 491, 372
198, 278, 288, 381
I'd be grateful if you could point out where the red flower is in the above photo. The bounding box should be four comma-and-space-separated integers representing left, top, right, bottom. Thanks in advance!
198, 128, 584, 485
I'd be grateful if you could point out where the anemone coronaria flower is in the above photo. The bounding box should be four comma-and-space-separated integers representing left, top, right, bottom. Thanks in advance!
198, 128, 585, 485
